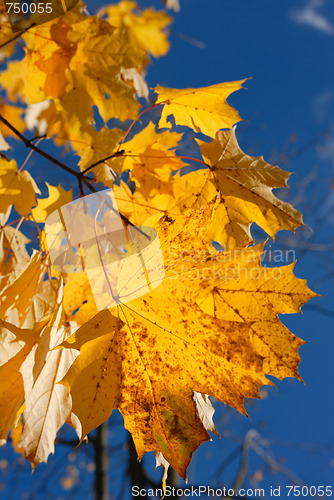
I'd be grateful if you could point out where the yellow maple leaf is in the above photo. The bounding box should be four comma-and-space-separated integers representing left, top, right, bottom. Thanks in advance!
120, 123, 186, 202
0, 0, 319, 482
103, 1, 172, 58
75, 127, 123, 172
175, 128, 303, 248
63, 272, 99, 325
119, 122, 185, 174
0, 6, 18, 60
113, 126, 302, 249
0, 101, 25, 138
59, 207, 315, 479
0, 251, 47, 326
0, 2, 150, 142
158, 209, 314, 381
0, 318, 47, 446
10, 414, 24, 456
0, 159, 40, 218
31, 183, 73, 224
113, 180, 178, 227
19, 291, 79, 467
0, 207, 30, 284
105, 124, 187, 224
155, 80, 246, 137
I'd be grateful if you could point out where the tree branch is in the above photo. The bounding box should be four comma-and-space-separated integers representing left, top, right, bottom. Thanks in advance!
93, 423, 109, 500
0, 113, 149, 236
0, 113, 84, 180
0, 24, 33, 50
81, 150, 125, 175
127, 433, 160, 490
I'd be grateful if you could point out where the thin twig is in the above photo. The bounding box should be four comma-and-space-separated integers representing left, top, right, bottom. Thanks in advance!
81, 150, 125, 175
0, 113, 148, 235
0, 24, 33, 50
0, 113, 83, 180
18, 136, 45, 172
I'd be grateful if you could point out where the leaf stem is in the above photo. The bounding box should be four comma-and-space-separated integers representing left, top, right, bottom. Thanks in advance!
18, 137, 45, 172
118, 103, 161, 148
124, 153, 208, 168
175, 155, 207, 167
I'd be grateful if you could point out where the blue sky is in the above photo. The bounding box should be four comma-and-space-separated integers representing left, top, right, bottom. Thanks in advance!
0, 0, 334, 497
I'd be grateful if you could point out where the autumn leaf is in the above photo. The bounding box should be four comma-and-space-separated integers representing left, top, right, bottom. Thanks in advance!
0, 130, 10, 151
0, 159, 40, 218
0, 6, 18, 59
59, 208, 315, 479
84, 123, 188, 225
0, 207, 30, 284
155, 208, 315, 382
0, 0, 319, 481
0, 101, 25, 138
76, 127, 124, 172
155, 80, 246, 137
0, 251, 47, 326
174, 128, 303, 248
119, 122, 185, 174
162, 0, 180, 12
63, 271, 99, 325
19, 291, 80, 467
0, 318, 48, 446
0, 2, 153, 140
31, 183, 73, 224
103, 0, 172, 57
116, 123, 186, 208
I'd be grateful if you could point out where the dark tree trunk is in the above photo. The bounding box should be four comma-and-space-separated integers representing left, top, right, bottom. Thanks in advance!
93, 423, 109, 500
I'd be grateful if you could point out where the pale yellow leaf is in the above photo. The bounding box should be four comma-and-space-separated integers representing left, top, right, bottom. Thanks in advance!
155, 80, 245, 137
19, 291, 79, 467
0, 251, 46, 326
31, 183, 73, 224
0, 319, 47, 445
0, 159, 40, 218
176, 128, 303, 248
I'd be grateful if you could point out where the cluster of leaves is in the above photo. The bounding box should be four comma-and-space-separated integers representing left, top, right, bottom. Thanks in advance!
0, 0, 315, 482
